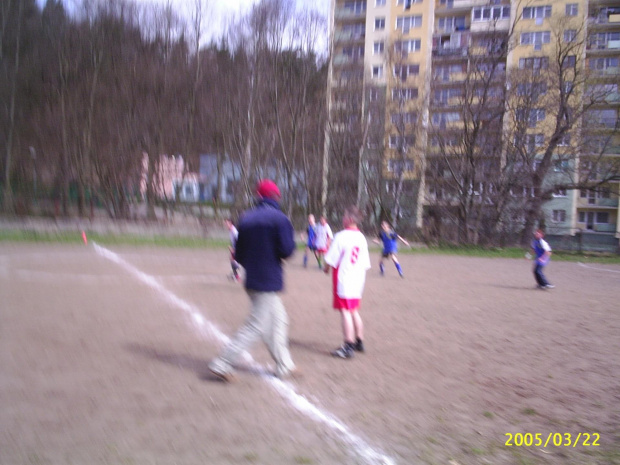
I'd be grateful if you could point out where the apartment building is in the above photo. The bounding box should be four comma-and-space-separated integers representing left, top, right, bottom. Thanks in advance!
328, 0, 620, 245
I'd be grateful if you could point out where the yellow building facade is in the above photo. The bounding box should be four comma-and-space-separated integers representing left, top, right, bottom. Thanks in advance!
328, 0, 620, 242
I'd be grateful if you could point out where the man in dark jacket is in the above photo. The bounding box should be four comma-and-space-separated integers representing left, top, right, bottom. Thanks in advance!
209, 180, 297, 381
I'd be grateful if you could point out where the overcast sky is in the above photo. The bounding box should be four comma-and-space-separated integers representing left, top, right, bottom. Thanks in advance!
37, 0, 330, 47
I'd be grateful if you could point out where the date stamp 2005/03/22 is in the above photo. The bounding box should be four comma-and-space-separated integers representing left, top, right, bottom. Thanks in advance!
505, 432, 600, 448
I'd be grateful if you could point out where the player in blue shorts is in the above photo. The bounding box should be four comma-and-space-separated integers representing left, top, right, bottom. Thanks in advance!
530, 228, 554, 289
300, 214, 319, 268
372, 221, 409, 278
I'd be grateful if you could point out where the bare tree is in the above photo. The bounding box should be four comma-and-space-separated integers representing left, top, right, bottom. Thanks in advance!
427, 20, 512, 244
503, 15, 620, 245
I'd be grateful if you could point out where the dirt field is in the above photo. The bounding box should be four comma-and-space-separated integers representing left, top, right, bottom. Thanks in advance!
1, 242, 619, 465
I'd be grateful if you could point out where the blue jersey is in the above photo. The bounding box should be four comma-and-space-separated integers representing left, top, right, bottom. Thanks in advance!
307, 225, 317, 249
380, 231, 398, 254
531, 238, 551, 265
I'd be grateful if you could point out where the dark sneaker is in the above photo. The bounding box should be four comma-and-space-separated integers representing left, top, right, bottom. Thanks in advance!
354, 339, 365, 353
331, 344, 354, 359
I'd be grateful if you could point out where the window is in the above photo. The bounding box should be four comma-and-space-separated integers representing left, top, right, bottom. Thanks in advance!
344, 1, 366, 14
517, 108, 545, 126
587, 109, 618, 128
562, 55, 576, 68
474, 86, 502, 98
564, 30, 577, 43
438, 16, 467, 31
391, 87, 419, 100
432, 112, 461, 126
394, 39, 421, 55
554, 160, 569, 172
586, 83, 618, 100
396, 0, 422, 5
520, 31, 551, 47
375, 17, 386, 30
391, 112, 418, 125
396, 15, 422, 33
388, 136, 416, 149
588, 57, 619, 70
552, 210, 566, 222
387, 159, 415, 173
553, 188, 567, 197
519, 56, 549, 72
342, 23, 365, 38
472, 6, 511, 21
558, 134, 571, 146
430, 135, 459, 146
393, 64, 420, 81
374, 41, 384, 54
526, 133, 544, 151
368, 88, 379, 101
522, 6, 552, 19
434, 64, 465, 81
517, 82, 547, 98
372, 65, 384, 79
343, 45, 364, 59
596, 212, 609, 224
434, 88, 462, 103
376, 0, 386, 5
565, 3, 578, 16
589, 32, 620, 49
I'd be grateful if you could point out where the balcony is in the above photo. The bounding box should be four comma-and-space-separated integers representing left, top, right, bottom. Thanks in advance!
436, 0, 489, 13
589, 67, 620, 77
587, 40, 620, 52
334, 30, 365, 43
470, 18, 511, 33
577, 223, 618, 234
432, 46, 469, 58
580, 197, 619, 208
588, 12, 620, 27
333, 54, 365, 66
334, 8, 366, 21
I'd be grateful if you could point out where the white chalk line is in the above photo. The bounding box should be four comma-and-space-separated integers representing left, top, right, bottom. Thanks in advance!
93, 243, 397, 465
578, 262, 620, 274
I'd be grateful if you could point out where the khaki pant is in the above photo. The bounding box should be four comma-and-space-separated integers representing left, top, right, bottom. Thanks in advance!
209, 290, 295, 378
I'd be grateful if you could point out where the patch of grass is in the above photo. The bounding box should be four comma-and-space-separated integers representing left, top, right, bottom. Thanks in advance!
426, 436, 439, 445
242, 452, 259, 462
400, 245, 620, 264
470, 447, 487, 455
0, 229, 226, 249
483, 411, 494, 419
584, 448, 620, 462
521, 408, 537, 416
505, 448, 541, 465
293, 456, 314, 464
27, 453, 42, 465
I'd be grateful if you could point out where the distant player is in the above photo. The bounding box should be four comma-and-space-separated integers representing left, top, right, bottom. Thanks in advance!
324, 206, 371, 359
372, 221, 409, 278
300, 214, 318, 268
315, 215, 333, 269
224, 218, 240, 282
530, 228, 554, 289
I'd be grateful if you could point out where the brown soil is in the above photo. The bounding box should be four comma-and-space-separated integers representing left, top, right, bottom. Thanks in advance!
1, 243, 619, 465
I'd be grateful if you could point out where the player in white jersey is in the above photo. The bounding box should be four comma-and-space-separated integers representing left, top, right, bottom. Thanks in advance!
315, 215, 333, 268
323, 206, 371, 359
224, 218, 240, 281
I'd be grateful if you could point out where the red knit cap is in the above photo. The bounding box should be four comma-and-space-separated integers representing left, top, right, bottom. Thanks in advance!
256, 179, 281, 199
